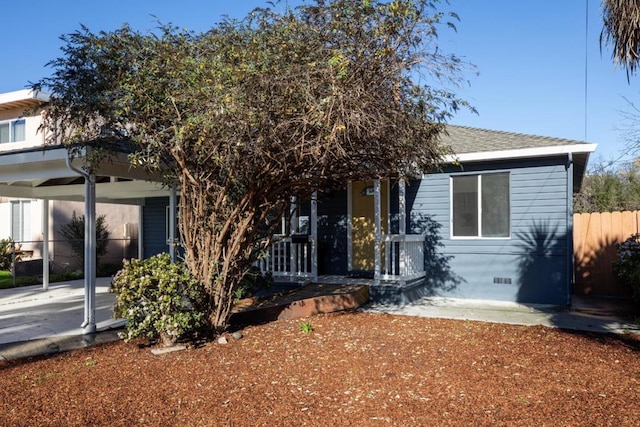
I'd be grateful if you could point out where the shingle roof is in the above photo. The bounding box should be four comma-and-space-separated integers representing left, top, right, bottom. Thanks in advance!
439, 125, 592, 154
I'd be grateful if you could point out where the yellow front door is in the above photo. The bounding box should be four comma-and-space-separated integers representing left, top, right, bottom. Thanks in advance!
351, 181, 388, 271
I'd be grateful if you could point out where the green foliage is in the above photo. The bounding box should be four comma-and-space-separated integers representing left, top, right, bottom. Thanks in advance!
574, 160, 640, 213
111, 253, 207, 344
40, 0, 473, 333
234, 267, 273, 301
299, 321, 314, 333
59, 211, 111, 265
613, 233, 640, 302
0, 237, 20, 271
0, 270, 36, 289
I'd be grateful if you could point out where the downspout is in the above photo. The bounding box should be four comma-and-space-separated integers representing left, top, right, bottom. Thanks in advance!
566, 153, 574, 307
66, 156, 97, 335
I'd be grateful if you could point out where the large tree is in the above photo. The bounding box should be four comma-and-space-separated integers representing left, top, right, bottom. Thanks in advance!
601, 0, 640, 78
40, 0, 471, 333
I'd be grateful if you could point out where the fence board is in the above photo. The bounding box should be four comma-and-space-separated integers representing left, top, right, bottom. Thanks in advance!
573, 211, 637, 297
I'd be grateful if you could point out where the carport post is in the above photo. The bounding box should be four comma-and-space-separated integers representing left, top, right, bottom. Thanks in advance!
66, 156, 97, 335
82, 173, 97, 334
42, 199, 49, 291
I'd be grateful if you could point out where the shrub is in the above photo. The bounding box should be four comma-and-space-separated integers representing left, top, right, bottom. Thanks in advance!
0, 237, 21, 271
111, 253, 207, 345
613, 233, 640, 302
59, 211, 110, 267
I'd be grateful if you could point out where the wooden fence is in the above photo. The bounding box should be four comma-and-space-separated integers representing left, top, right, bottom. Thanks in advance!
573, 211, 640, 297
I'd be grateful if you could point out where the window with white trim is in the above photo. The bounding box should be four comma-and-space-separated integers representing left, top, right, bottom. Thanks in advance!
11, 200, 31, 242
0, 119, 26, 143
451, 172, 510, 238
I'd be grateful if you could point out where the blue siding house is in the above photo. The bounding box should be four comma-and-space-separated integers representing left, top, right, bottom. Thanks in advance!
256, 126, 595, 306
0, 87, 595, 313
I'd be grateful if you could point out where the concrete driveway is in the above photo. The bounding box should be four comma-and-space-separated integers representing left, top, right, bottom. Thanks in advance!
0, 278, 125, 360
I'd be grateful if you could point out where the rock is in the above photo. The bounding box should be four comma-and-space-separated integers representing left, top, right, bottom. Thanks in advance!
232, 331, 243, 340
218, 336, 228, 345
150, 345, 187, 355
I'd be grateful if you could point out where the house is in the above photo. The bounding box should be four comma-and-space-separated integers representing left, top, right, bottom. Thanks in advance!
257, 125, 596, 306
0, 90, 143, 275
0, 87, 596, 332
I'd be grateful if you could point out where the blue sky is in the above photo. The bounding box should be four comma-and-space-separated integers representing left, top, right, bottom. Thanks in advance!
1, 0, 635, 166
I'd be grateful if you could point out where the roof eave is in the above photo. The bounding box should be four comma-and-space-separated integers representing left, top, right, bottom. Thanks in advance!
443, 143, 598, 163
0, 89, 50, 112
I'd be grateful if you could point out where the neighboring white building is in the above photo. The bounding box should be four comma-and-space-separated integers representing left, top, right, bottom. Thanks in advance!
0, 89, 142, 274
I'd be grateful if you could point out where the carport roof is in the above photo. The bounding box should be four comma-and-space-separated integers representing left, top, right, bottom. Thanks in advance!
0, 144, 169, 203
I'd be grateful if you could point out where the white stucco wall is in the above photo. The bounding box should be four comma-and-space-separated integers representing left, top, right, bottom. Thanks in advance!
0, 106, 47, 152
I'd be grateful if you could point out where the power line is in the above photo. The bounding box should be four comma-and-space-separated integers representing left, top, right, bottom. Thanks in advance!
584, 0, 589, 143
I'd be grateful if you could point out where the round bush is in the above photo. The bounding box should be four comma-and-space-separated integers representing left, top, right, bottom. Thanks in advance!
111, 253, 207, 345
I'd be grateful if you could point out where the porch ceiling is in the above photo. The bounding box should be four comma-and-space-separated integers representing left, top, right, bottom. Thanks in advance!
0, 146, 170, 203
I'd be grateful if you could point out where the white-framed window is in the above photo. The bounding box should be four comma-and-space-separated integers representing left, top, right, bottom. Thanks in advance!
451, 172, 510, 238
10, 200, 31, 242
0, 119, 26, 143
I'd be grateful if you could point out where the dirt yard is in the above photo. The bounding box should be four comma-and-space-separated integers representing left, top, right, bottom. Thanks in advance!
1, 311, 639, 426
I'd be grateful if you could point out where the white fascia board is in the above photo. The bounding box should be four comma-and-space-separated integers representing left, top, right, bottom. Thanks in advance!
0, 147, 81, 182
0, 146, 163, 183
32, 180, 170, 200
0, 89, 50, 105
443, 143, 598, 163
0, 183, 34, 198
0, 161, 77, 182
0, 146, 71, 167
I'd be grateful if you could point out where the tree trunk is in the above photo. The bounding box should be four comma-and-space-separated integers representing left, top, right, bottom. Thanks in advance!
178, 178, 272, 335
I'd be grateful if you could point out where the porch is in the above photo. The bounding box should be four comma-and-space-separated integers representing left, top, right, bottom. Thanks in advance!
257, 179, 428, 301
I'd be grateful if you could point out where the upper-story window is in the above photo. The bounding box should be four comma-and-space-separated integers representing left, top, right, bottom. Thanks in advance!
0, 119, 26, 143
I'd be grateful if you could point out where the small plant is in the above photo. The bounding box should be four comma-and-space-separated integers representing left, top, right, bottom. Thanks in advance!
111, 253, 207, 346
0, 237, 21, 270
613, 233, 640, 303
299, 321, 313, 333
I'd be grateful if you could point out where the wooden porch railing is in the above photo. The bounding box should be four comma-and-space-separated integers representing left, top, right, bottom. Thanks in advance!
378, 234, 425, 283
258, 235, 313, 279
259, 233, 426, 284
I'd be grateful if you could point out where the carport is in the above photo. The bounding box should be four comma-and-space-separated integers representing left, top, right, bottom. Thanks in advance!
0, 144, 170, 334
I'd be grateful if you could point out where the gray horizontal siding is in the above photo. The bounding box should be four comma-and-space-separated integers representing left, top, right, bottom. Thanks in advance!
409, 157, 571, 305
143, 197, 169, 259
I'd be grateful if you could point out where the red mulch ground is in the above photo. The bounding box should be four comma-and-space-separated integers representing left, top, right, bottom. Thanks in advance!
1, 311, 639, 426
